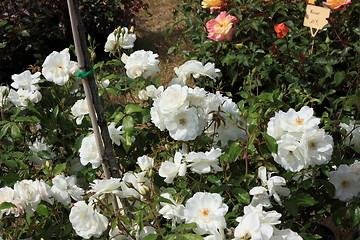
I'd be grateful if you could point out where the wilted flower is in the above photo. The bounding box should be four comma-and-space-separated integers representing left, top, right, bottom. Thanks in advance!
206, 11, 238, 42
201, 0, 227, 13
323, 0, 351, 10
105, 26, 136, 53
274, 22, 289, 38
184, 192, 228, 235
42, 48, 78, 85
51, 175, 85, 205
71, 99, 90, 125
328, 164, 360, 202
69, 201, 109, 239
121, 50, 160, 79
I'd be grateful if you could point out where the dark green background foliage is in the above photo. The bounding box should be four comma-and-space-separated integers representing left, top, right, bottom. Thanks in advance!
0, 0, 148, 84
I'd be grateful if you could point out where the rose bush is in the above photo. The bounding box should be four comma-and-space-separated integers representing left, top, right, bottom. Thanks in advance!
0, 0, 359, 239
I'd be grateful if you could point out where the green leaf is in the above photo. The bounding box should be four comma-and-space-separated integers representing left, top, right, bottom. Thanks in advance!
36, 203, 49, 216
0, 202, 16, 210
333, 71, 345, 86
262, 133, 278, 153
155, 196, 175, 205
348, 205, 360, 227
222, 142, 243, 163
113, 112, 125, 125
53, 163, 66, 175
143, 234, 158, 240
122, 115, 135, 132
174, 222, 197, 233
13, 116, 40, 123
125, 104, 144, 114
37, 151, 54, 160
232, 188, 251, 204
183, 233, 204, 240
0, 122, 12, 139
10, 123, 22, 140
207, 175, 221, 186
4, 160, 18, 169
293, 192, 317, 207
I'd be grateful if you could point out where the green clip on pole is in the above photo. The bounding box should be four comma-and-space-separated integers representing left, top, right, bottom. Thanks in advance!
76, 68, 94, 79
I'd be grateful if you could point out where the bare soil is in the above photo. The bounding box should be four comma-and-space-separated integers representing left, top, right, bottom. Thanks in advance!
134, 0, 187, 85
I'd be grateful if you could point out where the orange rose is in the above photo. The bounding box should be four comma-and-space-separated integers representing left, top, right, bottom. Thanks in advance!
274, 22, 289, 39
323, 0, 351, 10
202, 0, 227, 13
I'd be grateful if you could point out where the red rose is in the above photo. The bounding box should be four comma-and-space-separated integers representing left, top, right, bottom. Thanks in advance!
274, 22, 290, 39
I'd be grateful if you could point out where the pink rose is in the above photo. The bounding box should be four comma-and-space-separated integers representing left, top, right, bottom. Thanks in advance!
206, 11, 238, 42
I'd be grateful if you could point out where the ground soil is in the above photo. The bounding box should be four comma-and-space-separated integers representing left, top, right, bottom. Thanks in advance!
133, 0, 187, 85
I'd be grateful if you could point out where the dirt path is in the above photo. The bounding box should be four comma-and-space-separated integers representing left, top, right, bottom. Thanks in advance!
134, 0, 187, 84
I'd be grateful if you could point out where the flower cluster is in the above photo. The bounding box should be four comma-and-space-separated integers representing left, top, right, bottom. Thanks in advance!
150, 84, 247, 144
7, 70, 42, 108
267, 106, 334, 172
0, 176, 83, 218
328, 161, 360, 202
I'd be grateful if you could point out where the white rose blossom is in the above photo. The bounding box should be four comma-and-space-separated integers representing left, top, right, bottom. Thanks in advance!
270, 228, 303, 240
170, 60, 221, 86
0, 187, 16, 218
51, 175, 85, 205
234, 204, 281, 240
13, 180, 42, 214
42, 48, 78, 85
159, 193, 185, 223
11, 70, 41, 91
108, 122, 126, 146
121, 50, 160, 79
79, 133, 102, 168
71, 99, 90, 125
159, 152, 187, 184
69, 200, 109, 239
328, 164, 360, 202
88, 178, 122, 201
184, 192, 228, 236
137, 155, 154, 171
120, 171, 150, 199
184, 148, 223, 174
105, 26, 136, 53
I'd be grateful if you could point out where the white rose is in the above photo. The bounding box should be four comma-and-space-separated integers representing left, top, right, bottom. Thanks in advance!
71, 99, 90, 125
69, 201, 108, 239
13, 180, 41, 214
159, 152, 187, 184
121, 50, 160, 79
137, 155, 154, 171
51, 175, 84, 205
11, 70, 41, 91
42, 48, 78, 85
105, 27, 136, 53
79, 134, 101, 168
88, 178, 122, 201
